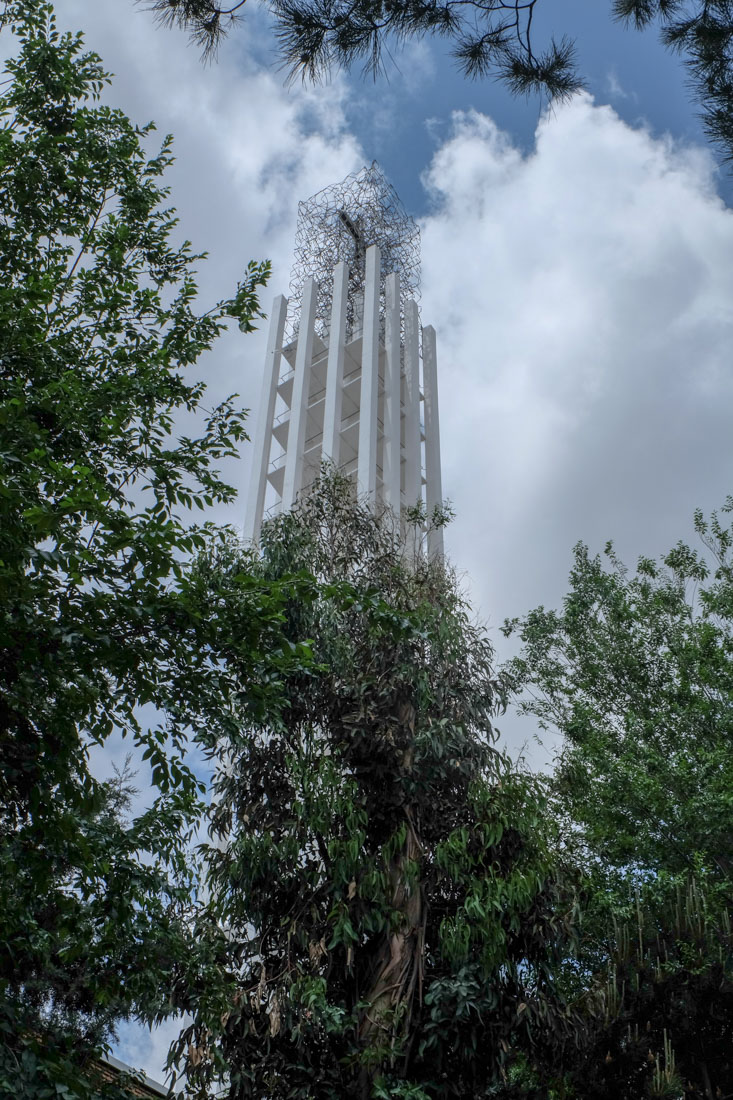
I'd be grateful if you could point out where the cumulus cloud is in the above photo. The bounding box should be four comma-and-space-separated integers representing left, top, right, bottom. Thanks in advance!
420, 97, 733, 656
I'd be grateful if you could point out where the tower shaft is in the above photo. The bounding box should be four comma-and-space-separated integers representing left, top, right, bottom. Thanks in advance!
243, 167, 443, 556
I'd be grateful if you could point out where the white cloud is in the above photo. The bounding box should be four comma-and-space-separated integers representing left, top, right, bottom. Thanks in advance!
420, 96, 733, 679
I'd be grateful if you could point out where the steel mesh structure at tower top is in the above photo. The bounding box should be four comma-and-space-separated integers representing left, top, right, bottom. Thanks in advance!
286, 162, 421, 343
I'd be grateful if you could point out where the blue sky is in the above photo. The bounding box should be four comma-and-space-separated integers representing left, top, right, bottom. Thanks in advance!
46, 0, 733, 1083
238, 0, 722, 213
369, 11, 713, 208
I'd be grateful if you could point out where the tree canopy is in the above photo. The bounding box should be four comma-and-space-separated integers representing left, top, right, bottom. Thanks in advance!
505, 503, 733, 1097
0, 1, 289, 1091
173, 474, 579, 1099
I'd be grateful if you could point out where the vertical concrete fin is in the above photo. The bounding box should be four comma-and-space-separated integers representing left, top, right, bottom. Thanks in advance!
321, 261, 349, 467
282, 278, 318, 510
403, 298, 422, 511
422, 324, 443, 559
357, 244, 380, 506
383, 271, 401, 516
243, 293, 288, 543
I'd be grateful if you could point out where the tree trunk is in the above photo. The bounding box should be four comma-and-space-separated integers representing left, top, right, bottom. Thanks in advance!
358, 806, 425, 1097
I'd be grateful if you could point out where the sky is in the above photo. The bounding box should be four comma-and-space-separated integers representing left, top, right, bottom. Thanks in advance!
48, 0, 733, 1083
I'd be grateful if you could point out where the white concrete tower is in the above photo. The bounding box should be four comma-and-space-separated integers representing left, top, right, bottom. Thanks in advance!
244, 164, 443, 557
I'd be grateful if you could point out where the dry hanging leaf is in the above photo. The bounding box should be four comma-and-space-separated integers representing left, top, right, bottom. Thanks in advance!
309, 938, 326, 967
269, 997, 281, 1037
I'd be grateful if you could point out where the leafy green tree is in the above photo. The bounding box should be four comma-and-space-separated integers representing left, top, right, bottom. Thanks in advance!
505, 503, 733, 1098
175, 474, 579, 1100
561, 876, 733, 1099
0, 1, 290, 1092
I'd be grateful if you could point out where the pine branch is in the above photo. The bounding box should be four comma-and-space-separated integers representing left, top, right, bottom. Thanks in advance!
148, 0, 584, 98
141, 0, 248, 60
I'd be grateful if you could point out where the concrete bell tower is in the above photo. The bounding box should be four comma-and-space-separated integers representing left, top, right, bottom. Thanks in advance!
243, 163, 443, 557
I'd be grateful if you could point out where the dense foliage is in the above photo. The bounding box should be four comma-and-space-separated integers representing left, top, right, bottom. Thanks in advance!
0, 2, 285, 1092
176, 475, 579, 1100
506, 505, 733, 1098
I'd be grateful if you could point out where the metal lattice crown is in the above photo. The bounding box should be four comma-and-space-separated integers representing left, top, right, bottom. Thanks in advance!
286, 162, 420, 343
